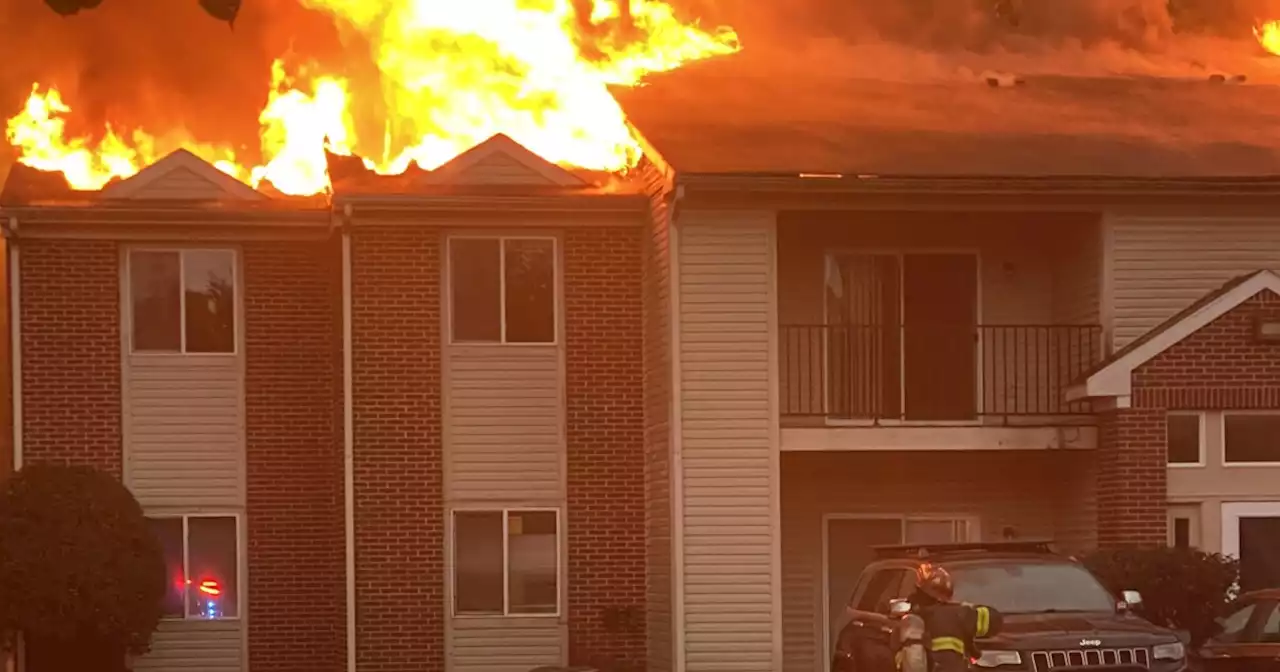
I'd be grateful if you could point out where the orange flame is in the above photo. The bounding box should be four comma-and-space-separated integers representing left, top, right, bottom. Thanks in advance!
4, 0, 738, 195
1257, 20, 1280, 57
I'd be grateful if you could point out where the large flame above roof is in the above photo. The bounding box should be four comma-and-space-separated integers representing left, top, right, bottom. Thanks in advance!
3, 0, 738, 196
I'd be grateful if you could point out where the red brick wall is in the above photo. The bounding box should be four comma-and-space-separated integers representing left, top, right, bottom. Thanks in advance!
243, 240, 346, 672
564, 226, 647, 671
19, 240, 121, 475
1096, 289, 1280, 547
350, 227, 444, 672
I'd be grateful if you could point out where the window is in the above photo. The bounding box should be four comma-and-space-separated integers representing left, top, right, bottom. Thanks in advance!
453, 509, 559, 616
1166, 412, 1202, 465
129, 249, 236, 353
448, 237, 555, 344
854, 569, 909, 613
1172, 518, 1191, 549
1261, 602, 1280, 643
1212, 602, 1257, 644
146, 515, 240, 620
949, 562, 1118, 614
1224, 413, 1280, 464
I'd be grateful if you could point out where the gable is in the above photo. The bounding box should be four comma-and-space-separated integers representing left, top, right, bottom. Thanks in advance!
420, 134, 586, 188
1068, 270, 1280, 404
102, 149, 265, 201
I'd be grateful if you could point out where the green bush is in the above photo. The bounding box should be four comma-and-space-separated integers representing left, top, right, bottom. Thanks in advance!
0, 464, 167, 672
1083, 547, 1239, 647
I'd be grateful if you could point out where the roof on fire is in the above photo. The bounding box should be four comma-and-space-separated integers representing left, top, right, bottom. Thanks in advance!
615, 51, 1280, 179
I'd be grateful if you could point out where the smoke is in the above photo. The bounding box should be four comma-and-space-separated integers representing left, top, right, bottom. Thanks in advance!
675, 0, 1280, 83
0, 0, 349, 162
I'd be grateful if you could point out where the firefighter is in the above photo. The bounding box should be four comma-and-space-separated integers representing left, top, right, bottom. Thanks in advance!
894, 563, 1002, 672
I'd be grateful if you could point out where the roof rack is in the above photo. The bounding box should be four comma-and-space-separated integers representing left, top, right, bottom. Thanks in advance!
871, 539, 1057, 559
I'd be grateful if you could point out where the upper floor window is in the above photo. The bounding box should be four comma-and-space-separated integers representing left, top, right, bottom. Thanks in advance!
1166, 412, 1203, 466
128, 249, 236, 354
448, 236, 555, 344
452, 508, 559, 616
1224, 412, 1280, 465
147, 514, 240, 620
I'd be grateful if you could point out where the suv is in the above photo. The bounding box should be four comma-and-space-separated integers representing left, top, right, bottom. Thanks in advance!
830, 541, 1188, 672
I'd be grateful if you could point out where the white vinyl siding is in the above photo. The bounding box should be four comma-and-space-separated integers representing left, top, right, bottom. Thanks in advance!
1109, 216, 1280, 348
441, 231, 567, 670
131, 620, 244, 672
677, 211, 780, 671
124, 355, 244, 508
114, 166, 240, 200
121, 247, 246, 672
443, 348, 563, 501
447, 618, 565, 672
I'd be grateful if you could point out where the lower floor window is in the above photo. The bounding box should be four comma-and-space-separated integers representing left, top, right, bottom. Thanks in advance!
453, 508, 559, 616
146, 514, 240, 620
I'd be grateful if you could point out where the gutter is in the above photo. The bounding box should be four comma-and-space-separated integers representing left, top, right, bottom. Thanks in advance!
673, 173, 1280, 206
340, 204, 357, 672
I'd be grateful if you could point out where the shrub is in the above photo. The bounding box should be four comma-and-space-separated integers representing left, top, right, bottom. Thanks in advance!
0, 464, 167, 672
1083, 547, 1239, 647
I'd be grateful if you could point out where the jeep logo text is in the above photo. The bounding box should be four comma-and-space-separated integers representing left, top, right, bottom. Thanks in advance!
1079, 639, 1102, 647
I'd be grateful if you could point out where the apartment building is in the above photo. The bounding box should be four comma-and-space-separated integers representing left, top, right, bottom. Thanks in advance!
2, 64, 1280, 672
616, 68, 1280, 672
2, 136, 647, 672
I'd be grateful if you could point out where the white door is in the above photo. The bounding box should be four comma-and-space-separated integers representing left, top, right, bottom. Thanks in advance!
1222, 502, 1280, 593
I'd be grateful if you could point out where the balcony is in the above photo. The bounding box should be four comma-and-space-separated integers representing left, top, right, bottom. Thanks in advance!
780, 323, 1103, 425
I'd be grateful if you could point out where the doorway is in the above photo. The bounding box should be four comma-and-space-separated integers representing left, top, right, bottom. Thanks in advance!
824, 252, 980, 422
821, 515, 977, 668
1222, 502, 1280, 593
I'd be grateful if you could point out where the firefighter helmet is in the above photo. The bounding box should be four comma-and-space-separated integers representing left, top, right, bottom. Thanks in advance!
915, 563, 954, 601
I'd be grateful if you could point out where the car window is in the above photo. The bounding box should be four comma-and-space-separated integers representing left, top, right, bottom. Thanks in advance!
856, 569, 909, 613
1214, 602, 1257, 644
948, 561, 1117, 614
1260, 603, 1280, 644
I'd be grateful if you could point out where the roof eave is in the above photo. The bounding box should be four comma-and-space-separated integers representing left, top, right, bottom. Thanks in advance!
673, 173, 1280, 207
335, 192, 650, 220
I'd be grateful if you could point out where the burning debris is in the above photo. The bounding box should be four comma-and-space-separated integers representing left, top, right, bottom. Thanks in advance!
5, 0, 740, 197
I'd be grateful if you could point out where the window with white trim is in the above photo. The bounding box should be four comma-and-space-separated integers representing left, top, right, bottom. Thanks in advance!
146, 515, 240, 620
448, 237, 555, 344
1224, 412, 1280, 464
452, 509, 559, 616
128, 249, 237, 353
1166, 412, 1203, 465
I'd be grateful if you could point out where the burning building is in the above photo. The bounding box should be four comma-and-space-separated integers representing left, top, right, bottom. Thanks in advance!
7, 1, 1280, 672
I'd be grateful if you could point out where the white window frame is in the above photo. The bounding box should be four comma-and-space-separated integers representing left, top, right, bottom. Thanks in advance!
1221, 411, 1280, 467
445, 235, 558, 346
145, 512, 243, 622
124, 247, 239, 355
450, 507, 562, 618
1166, 411, 1206, 468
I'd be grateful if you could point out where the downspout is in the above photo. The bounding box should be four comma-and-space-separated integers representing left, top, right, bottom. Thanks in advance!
5, 216, 21, 473
667, 185, 686, 672
340, 203, 356, 672
4, 216, 22, 672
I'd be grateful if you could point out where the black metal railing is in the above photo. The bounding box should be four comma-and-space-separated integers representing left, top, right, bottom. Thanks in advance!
779, 324, 1104, 422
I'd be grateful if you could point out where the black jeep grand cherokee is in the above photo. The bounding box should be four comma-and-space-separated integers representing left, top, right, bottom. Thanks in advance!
830, 541, 1189, 672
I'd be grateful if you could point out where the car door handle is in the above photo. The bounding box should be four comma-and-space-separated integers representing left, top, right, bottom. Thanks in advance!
880, 626, 895, 634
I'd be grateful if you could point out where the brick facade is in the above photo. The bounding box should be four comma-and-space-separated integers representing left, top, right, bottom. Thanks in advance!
1096, 289, 1280, 547
243, 240, 346, 672
350, 227, 445, 672
19, 240, 122, 475
564, 226, 647, 670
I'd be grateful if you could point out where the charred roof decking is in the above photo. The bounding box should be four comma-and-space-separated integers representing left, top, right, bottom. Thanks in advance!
614, 57, 1280, 179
